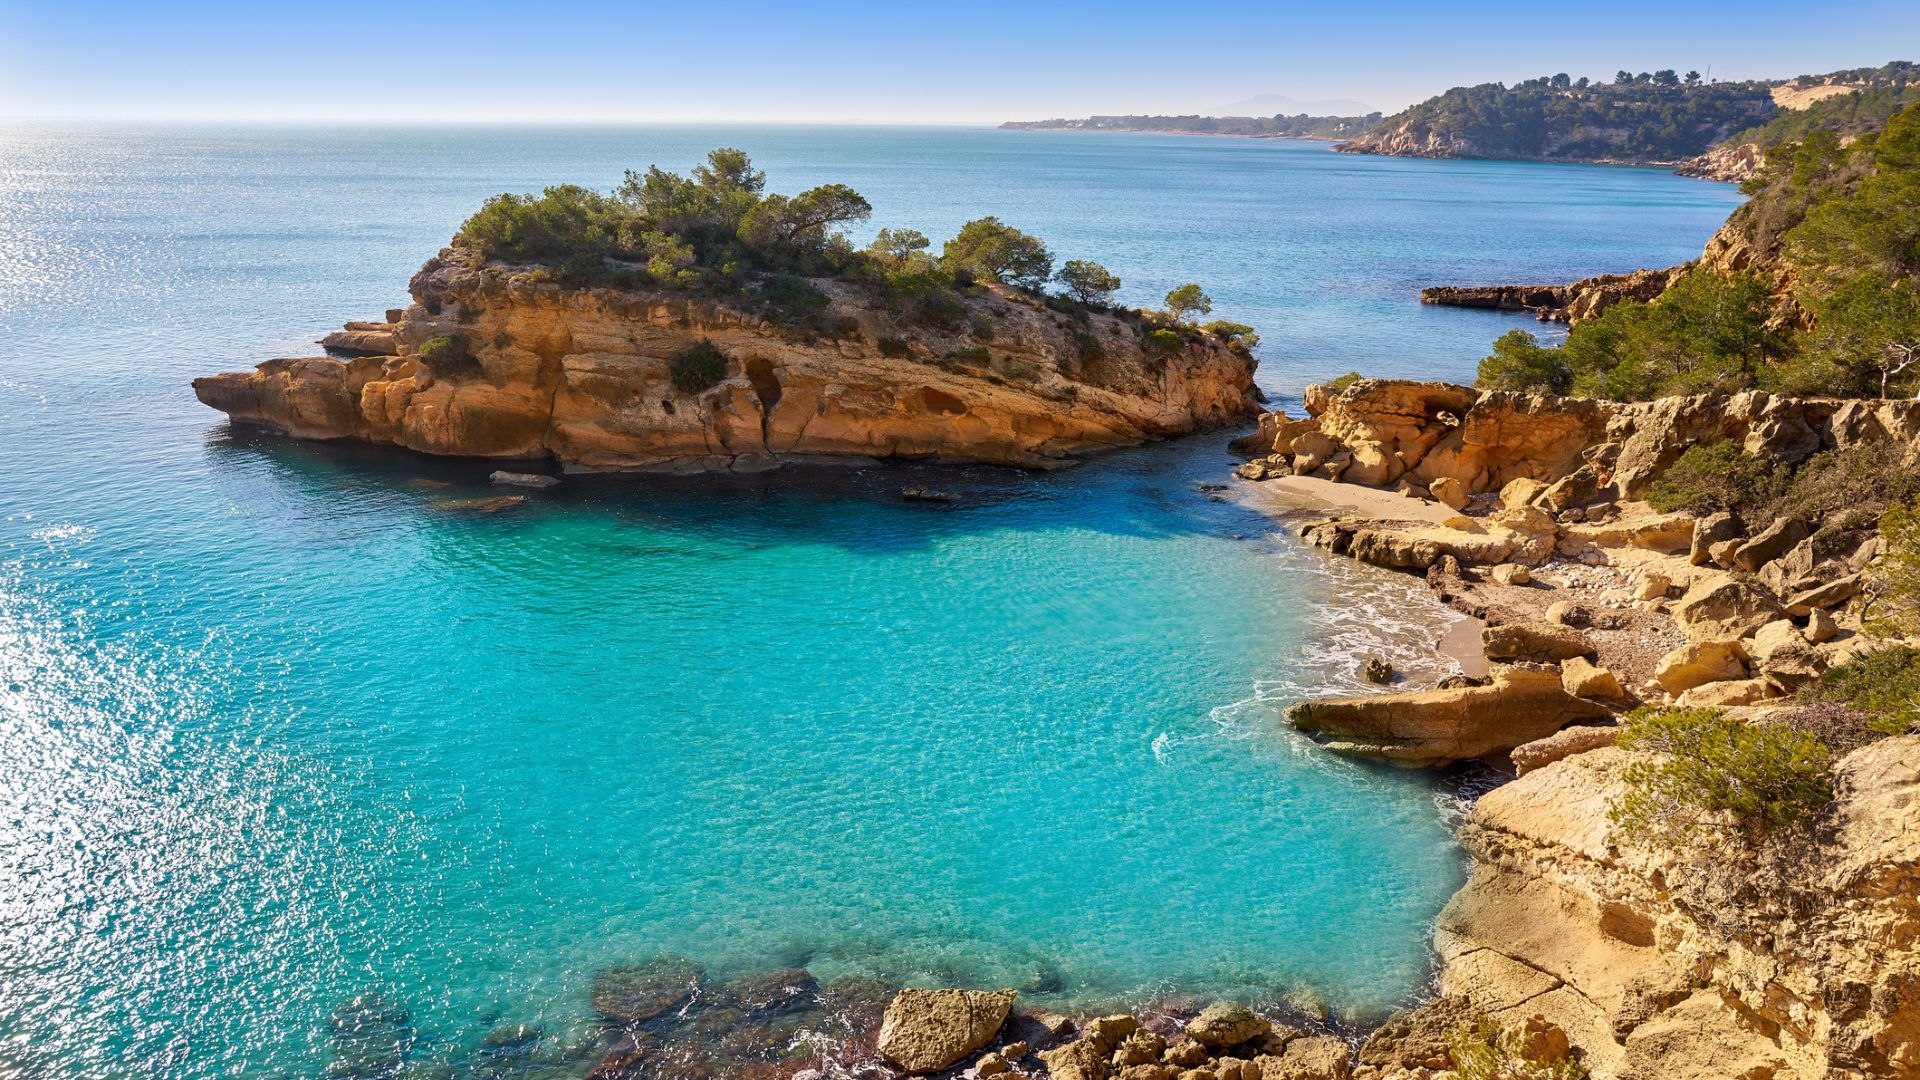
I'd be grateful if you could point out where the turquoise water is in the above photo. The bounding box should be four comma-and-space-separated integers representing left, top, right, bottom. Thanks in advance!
0, 125, 1742, 1076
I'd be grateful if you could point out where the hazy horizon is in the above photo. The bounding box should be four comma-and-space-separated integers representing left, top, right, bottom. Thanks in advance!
1, 1, 1916, 124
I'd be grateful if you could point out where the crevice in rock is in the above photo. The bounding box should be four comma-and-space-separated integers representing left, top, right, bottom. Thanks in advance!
745, 357, 782, 448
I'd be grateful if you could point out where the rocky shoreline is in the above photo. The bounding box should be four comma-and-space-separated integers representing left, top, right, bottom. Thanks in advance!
1227, 377, 1920, 1078
1417, 267, 1685, 325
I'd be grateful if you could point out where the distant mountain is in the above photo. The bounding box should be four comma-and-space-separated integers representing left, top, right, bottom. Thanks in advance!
1335, 62, 1917, 177
1210, 93, 1378, 117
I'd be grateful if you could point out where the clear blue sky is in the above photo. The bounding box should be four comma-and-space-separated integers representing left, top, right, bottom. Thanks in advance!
2, 0, 1915, 122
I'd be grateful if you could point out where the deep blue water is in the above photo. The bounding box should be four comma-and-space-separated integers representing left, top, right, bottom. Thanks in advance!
0, 124, 1742, 1077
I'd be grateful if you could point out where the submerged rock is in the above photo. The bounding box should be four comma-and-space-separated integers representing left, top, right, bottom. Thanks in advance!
591, 959, 705, 1025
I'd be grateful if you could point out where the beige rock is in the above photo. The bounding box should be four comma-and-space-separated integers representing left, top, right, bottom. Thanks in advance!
1731, 515, 1810, 573
1619, 991, 1790, 1080
1489, 564, 1531, 586
1707, 538, 1742, 568
1481, 621, 1594, 663
1631, 571, 1672, 601
1784, 572, 1864, 617
1186, 1003, 1269, 1048
1428, 475, 1469, 511
1671, 577, 1783, 642
976, 1052, 1009, 1076
1674, 677, 1773, 708
1804, 608, 1838, 643
1559, 658, 1624, 701
1043, 1038, 1114, 1080
1689, 511, 1740, 567
1544, 600, 1591, 628
1113, 1031, 1168, 1066
1653, 640, 1748, 694
1499, 477, 1549, 510
1287, 665, 1610, 766
877, 989, 1017, 1073
1253, 1036, 1350, 1080
1511, 724, 1619, 775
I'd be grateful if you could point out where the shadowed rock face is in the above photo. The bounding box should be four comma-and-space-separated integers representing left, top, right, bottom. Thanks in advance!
194, 247, 1261, 473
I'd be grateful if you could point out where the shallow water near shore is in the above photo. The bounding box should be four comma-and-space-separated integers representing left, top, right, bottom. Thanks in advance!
0, 123, 1742, 1076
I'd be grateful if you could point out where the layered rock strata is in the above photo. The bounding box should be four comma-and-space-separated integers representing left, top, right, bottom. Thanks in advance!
196, 247, 1261, 473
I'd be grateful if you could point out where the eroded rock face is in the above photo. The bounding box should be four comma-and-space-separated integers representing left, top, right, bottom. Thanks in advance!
876, 988, 1016, 1073
1238, 378, 1920, 503
1286, 665, 1611, 766
1436, 739, 1920, 1079
196, 247, 1260, 473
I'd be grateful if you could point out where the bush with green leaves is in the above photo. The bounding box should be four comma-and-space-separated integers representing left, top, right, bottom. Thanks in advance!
1803, 645, 1920, 735
1142, 328, 1185, 354
1869, 495, 1920, 638
1446, 1017, 1590, 1080
1322, 371, 1364, 395
1055, 260, 1121, 306
1644, 441, 1788, 517
1202, 320, 1260, 350
876, 336, 911, 358
940, 217, 1053, 290
1610, 706, 1835, 845
415, 334, 476, 376
668, 340, 729, 394
1163, 283, 1212, 323
1477, 328, 1574, 394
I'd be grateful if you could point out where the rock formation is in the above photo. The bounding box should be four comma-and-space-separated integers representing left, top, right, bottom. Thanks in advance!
1287, 666, 1610, 766
196, 246, 1260, 473
1419, 266, 1687, 325
1437, 737, 1920, 1078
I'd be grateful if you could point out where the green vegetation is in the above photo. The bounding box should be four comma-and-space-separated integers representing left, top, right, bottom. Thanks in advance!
1202, 320, 1260, 350
1869, 495, 1920, 637
940, 217, 1053, 290
875, 336, 911, 358
1804, 645, 1920, 735
1722, 62, 1919, 153
668, 340, 729, 394
1323, 371, 1364, 394
1644, 442, 1788, 516
1056, 260, 1121, 306
1142, 328, 1185, 354
457, 149, 1244, 346
416, 334, 474, 375
1163, 283, 1212, 322
1478, 101, 1920, 401
1611, 706, 1835, 844
1355, 73, 1774, 162
1446, 1017, 1589, 1080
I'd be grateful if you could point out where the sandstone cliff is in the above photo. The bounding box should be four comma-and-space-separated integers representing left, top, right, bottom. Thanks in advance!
1436, 737, 1920, 1078
195, 247, 1260, 473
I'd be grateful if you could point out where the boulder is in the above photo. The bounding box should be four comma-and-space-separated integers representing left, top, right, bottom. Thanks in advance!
1545, 601, 1592, 628
1429, 476, 1470, 511
1512, 724, 1620, 775
1253, 1036, 1350, 1080
1631, 572, 1672, 601
1731, 515, 1810, 573
1538, 466, 1599, 511
877, 988, 1017, 1073
1805, 608, 1838, 643
1287, 665, 1611, 766
1482, 621, 1594, 663
1689, 511, 1740, 567
1560, 657, 1624, 700
1361, 657, 1395, 684
1653, 640, 1749, 694
1186, 1003, 1270, 1048
1039, 1038, 1111, 1080
1490, 564, 1531, 586
1784, 573, 1864, 617
1500, 477, 1549, 510
1675, 677, 1774, 708
489, 470, 560, 489
1671, 577, 1783, 642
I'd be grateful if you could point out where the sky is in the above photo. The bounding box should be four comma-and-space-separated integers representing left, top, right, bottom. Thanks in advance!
1, 0, 1916, 123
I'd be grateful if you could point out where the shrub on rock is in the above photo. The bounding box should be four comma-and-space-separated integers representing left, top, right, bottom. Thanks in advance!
1610, 706, 1835, 844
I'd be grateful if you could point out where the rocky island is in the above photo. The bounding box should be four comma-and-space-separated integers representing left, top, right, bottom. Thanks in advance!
195, 152, 1260, 473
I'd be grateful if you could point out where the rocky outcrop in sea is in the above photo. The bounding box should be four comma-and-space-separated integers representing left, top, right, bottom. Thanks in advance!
194, 246, 1261, 473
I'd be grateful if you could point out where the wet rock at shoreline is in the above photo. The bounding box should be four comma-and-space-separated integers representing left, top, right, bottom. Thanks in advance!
1186, 1003, 1270, 1048
1481, 620, 1594, 663
876, 988, 1017, 1073
1287, 665, 1611, 766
